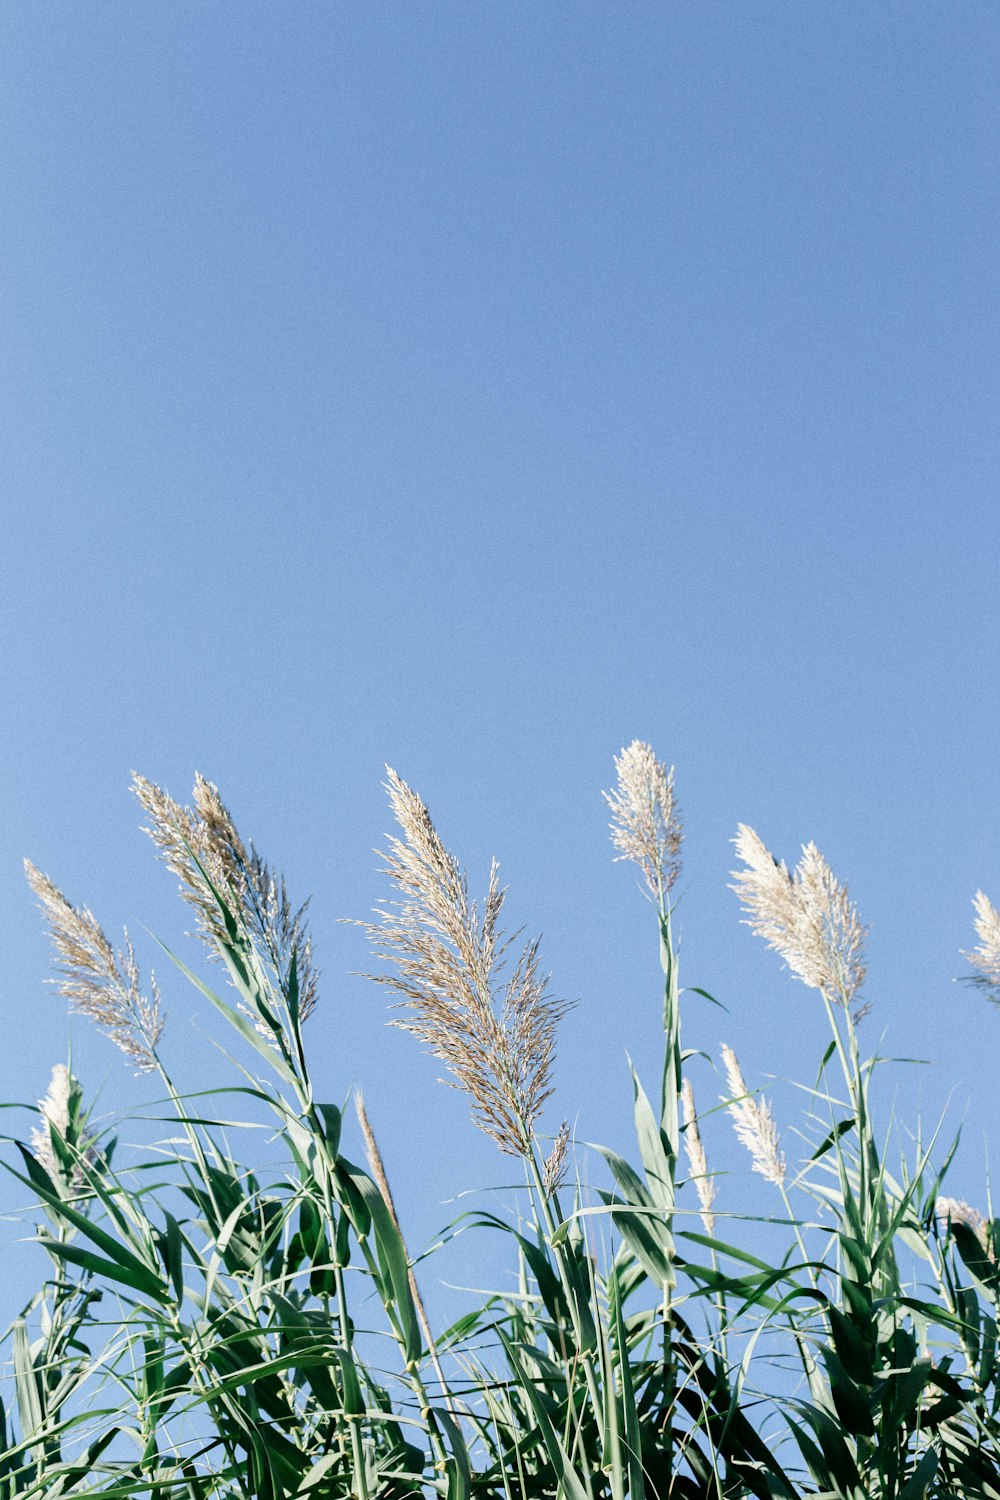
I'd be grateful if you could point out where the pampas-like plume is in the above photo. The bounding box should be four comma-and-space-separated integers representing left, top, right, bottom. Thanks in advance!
132, 773, 318, 1023
731, 826, 867, 1012
605, 741, 683, 900
542, 1121, 570, 1199
361, 769, 569, 1159
30, 1063, 72, 1174
681, 1079, 716, 1234
963, 891, 1000, 1006
25, 864, 164, 1073
604, 741, 683, 899
30, 1063, 95, 1186
720, 1044, 786, 1188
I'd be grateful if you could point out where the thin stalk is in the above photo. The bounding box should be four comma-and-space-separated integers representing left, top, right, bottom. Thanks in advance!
657, 885, 681, 1480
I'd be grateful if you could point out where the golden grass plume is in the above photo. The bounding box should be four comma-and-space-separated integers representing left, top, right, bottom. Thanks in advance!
25, 863, 164, 1073
132, 773, 318, 1023
361, 768, 569, 1159
542, 1121, 570, 1199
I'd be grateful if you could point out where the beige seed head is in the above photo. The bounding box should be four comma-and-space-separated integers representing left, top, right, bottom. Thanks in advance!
604, 741, 683, 900
681, 1078, 716, 1234
963, 891, 1000, 1005
361, 768, 569, 1159
132, 772, 319, 1027
25, 863, 164, 1073
720, 1044, 786, 1188
542, 1121, 570, 1199
30, 1063, 72, 1174
731, 826, 867, 1012
30, 1063, 96, 1187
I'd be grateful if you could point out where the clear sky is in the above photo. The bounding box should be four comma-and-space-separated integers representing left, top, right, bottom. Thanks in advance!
1, 3, 998, 1307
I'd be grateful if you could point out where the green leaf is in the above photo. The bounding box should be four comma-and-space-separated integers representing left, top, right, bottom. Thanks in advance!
631, 1067, 674, 1218
161, 1210, 186, 1304
809, 1118, 855, 1162
152, 938, 299, 1087
37, 1238, 168, 1300
500, 1333, 594, 1500
899, 1444, 939, 1500
436, 1408, 471, 1500
13, 1320, 43, 1446
341, 1160, 421, 1365
13, 1146, 159, 1282
610, 1275, 646, 1500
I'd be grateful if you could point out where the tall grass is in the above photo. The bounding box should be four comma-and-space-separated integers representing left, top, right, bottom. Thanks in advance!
2, 746, 999, 1498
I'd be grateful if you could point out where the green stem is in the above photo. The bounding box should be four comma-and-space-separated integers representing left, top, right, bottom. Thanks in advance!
525, 1144, 605, 1476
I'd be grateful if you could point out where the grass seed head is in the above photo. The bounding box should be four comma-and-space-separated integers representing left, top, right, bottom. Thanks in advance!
542, 1121, 570, 1199
720, 1043, 786, 1188
963, 890, 1000, 1005
362, 768, 569, 1159
604, 741, 683, 900
30, 1063, 72, 1175
132, 772, 319, 1024
731, 825, 867, 1013
25, 863, 164, 1072
681, 1078, 716, 1234
30, 1062, 96, 1187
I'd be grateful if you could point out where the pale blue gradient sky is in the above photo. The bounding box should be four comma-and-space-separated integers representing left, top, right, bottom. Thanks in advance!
1, 3, 998, 1305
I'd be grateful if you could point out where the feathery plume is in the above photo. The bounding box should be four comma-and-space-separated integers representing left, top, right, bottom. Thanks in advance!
681, 1079, 716, 1234
361, 769, 569, 1158
935, 1197, 991, 1255
731, 826, 867, 1012
25, 864, 164, 1073
963, 891, 1000, 1006
30, 1063, 96, 1187
604, 742, 682, 899
720, 1044, 786, 1188
30, 1063, 72, 1175
132, 773, 318, 1024
542, 1121, 570, 1199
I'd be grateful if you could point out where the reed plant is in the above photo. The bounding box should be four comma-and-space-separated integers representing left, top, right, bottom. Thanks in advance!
1, 747, 998, 1497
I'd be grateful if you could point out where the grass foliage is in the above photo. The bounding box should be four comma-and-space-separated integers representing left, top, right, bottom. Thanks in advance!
3, 746, 1000, 1498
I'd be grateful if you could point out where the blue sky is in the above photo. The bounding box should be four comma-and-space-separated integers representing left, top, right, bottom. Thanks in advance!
1, 3, 998, 1305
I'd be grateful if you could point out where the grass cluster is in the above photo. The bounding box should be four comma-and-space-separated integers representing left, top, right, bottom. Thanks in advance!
3, 744, 1000, 1498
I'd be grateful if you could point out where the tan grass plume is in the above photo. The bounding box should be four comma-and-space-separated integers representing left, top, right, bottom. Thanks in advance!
731, 826, 867, 1012
681, 1078, 716, 1234
604, 741, 682, 899
720, 1044, 786, 1188
132, 773, 318, 1023
542, 1121, 570, 1199
963, 891, 1000, 1006
361, 769, 569, 1159
25, 864, 164, 1073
